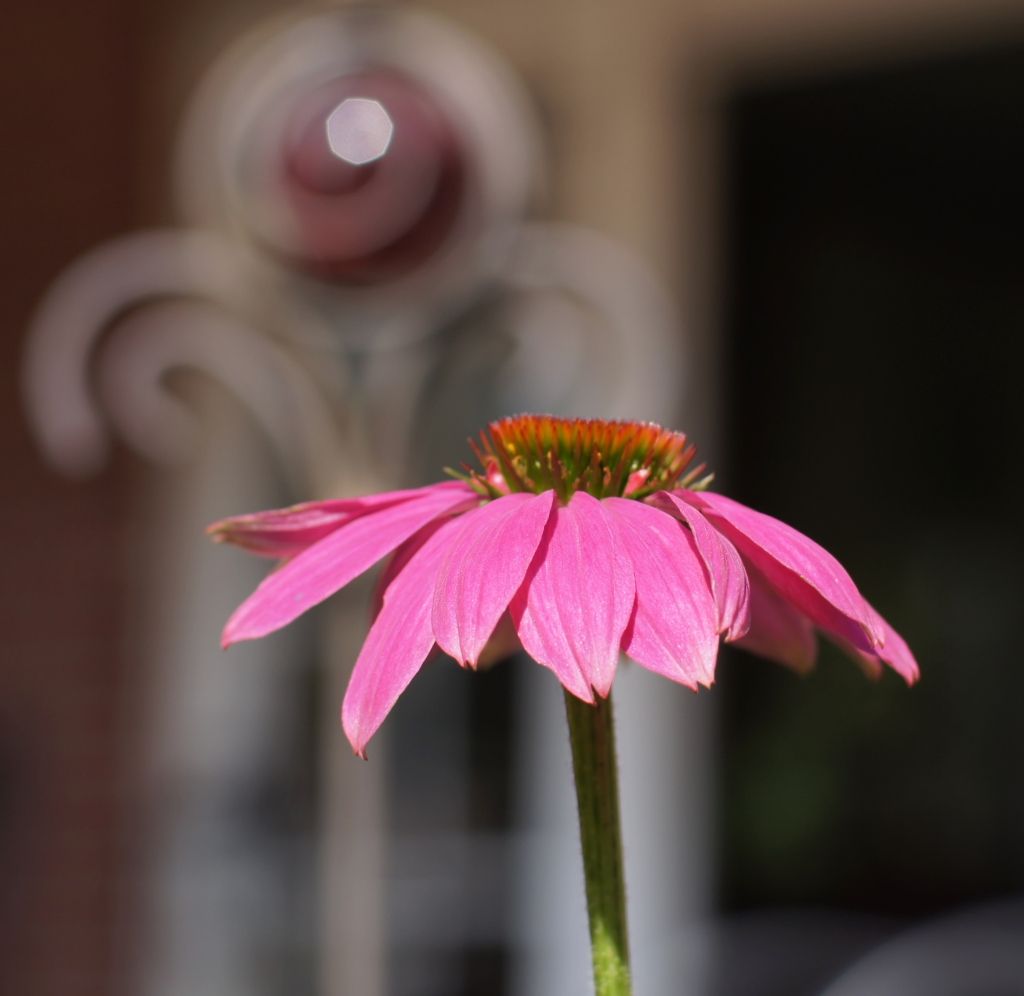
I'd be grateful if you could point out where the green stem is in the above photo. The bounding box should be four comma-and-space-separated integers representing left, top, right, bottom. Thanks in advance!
564, 690, 633, 996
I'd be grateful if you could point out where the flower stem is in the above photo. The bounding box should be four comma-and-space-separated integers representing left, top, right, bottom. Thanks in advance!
564, 690, 633, 996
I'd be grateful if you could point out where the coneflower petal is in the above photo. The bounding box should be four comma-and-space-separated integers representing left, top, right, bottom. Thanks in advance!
342, 515, 469, 757
838, 603, 920, 684
208, 482, 467, 559
222, 482, 478, 645
683, 490, 884, 655
650, 491, 751, 642
510, 492, 634, 700
432, 491, 556, 667
733, 562, 818, 673
604, 498, 719, 688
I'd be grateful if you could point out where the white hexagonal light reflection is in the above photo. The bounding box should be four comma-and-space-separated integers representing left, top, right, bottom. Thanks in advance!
325, 97, 394, 166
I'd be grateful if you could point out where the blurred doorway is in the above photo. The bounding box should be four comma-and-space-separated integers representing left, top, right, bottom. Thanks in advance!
714, 34, 1024, 996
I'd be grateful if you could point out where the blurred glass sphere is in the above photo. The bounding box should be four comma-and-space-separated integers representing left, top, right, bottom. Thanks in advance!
277, 71, 466, 283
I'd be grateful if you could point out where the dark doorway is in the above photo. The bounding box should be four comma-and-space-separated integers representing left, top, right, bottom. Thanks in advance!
714, 36, 1024, 995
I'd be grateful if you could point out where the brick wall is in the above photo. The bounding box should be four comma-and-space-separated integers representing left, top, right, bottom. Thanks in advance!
0, 2, 142, 992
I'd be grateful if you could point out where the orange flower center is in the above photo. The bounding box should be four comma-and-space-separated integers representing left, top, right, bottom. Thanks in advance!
453, 414, 710, 501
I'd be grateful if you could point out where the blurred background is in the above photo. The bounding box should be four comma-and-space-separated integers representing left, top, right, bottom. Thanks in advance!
3, 1, 1024, 995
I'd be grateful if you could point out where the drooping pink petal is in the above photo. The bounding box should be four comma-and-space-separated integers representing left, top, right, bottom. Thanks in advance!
833, 603, 920, 684
872, 611, 919, 683
222, 481, 478, 645
208, 482, 469, 559
603, 498, 719, 689
649, 491, 751, 642
342, 514, 469, 757
682, 490, 884, 655
510, 492, 635, 699
733, 562, 818, 673
371, 520, 441, 620
432, 491, 555, 667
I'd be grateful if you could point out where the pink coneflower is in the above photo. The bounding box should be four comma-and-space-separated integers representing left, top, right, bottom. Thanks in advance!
210, 415, 918, 758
